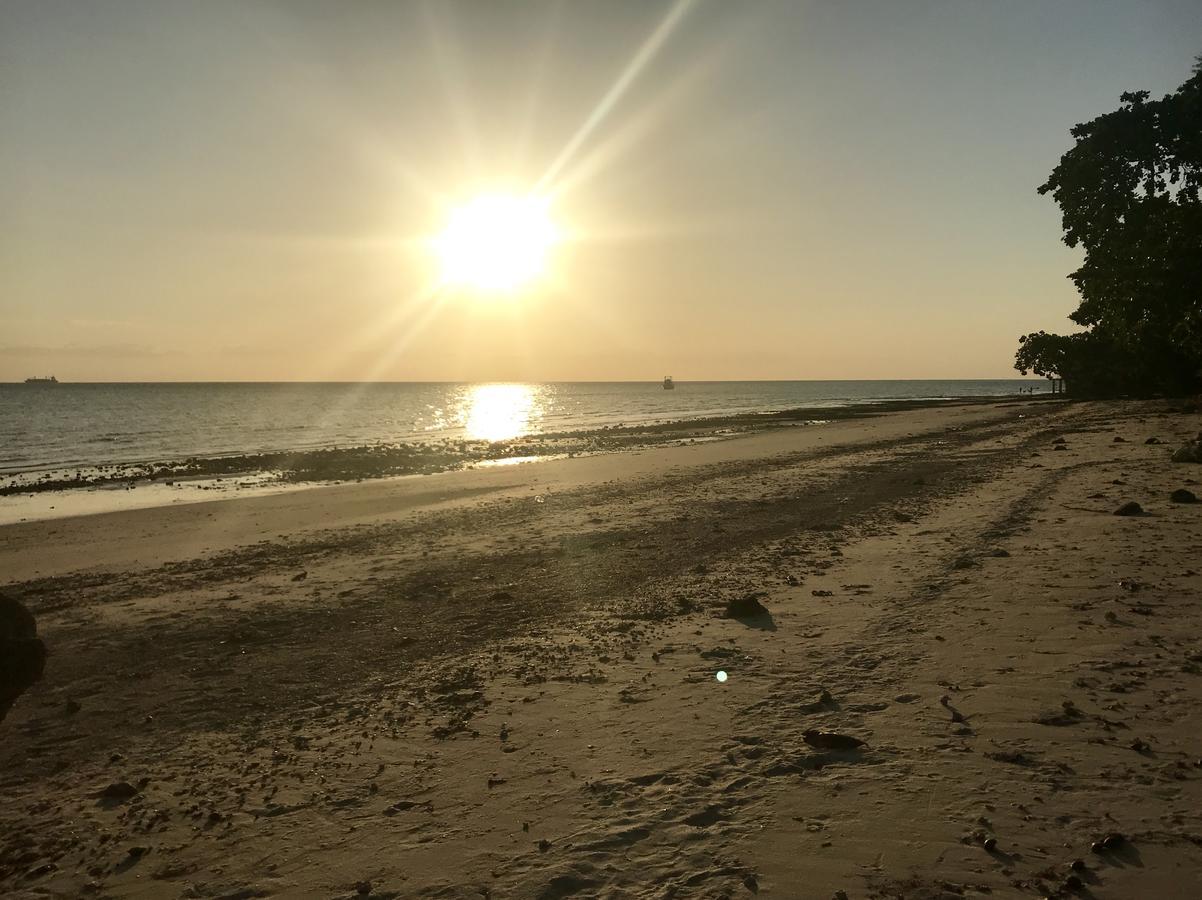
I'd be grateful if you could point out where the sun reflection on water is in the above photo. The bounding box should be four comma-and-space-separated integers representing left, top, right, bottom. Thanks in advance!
461, 384, 543, 442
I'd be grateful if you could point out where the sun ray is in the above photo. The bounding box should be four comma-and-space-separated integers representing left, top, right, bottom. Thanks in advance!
535, 0, 696, 194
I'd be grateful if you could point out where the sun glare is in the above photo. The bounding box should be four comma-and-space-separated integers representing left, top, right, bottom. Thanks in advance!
435, 194, 560, 293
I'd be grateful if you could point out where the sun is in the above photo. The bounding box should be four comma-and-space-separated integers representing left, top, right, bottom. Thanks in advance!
434, 193, 560, 293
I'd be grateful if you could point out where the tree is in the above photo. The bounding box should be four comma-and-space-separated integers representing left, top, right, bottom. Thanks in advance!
1017, 56, 1202, 394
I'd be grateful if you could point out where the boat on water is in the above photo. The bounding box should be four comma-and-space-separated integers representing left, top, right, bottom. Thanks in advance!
24, 375, 58, 384
662, 376, 675, 390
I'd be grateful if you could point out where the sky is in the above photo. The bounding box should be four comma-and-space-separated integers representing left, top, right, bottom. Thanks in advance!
2, 0, 1200, 382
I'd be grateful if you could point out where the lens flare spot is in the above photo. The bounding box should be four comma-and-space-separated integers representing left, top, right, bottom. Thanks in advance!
716, 670, 728, 683
435, 194, 559, 293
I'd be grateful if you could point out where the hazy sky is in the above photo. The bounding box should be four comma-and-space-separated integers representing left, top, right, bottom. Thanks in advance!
3, 0, 1200, 382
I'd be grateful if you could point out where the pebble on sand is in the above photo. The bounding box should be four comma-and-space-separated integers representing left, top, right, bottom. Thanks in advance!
1113, 501, 1143, 516
1170, 488, 1198, 503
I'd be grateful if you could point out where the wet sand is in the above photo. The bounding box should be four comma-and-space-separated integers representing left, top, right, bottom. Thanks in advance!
2, 398, 1201, 898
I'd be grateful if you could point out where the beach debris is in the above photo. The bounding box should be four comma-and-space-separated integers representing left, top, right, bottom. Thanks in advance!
1034, 700, 1083, 726
1091, 832, 1126, 853
0, 592, 47, 724
1113, 501, 1143, 516
940, 695, 968, 723
798, 690, 836, 713
683, 805, 726, 827
802, 730, 866, 751
725, 593, 769, 618
1170, 488, 1198, 503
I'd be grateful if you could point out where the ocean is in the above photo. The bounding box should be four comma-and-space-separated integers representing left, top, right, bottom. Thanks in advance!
0, 380, 1041, 476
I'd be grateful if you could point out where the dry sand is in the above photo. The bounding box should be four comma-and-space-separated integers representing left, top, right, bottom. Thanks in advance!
2, 398, 1201, 899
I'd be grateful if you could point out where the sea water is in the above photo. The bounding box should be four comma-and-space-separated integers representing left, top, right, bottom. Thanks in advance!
0, 380, 1040, 475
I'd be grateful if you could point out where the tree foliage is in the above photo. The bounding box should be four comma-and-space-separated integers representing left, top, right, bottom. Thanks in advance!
1016, 56, 1202, 395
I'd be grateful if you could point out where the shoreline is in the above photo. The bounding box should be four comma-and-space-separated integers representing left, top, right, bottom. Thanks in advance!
1, 394, 1054, 524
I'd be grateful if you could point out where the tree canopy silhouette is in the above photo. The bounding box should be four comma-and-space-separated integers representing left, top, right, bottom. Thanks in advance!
1016, 56, 1202, 395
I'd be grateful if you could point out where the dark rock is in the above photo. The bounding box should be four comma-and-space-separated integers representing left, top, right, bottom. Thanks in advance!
1113, 436, 1127, 443
355, 881, 371, 896
1145, 436, 1162, 445
98, 781, 140, 803
983, 837, 998, 852
725, 593, 769, 618
802, 730, 866, 751
291, 571, 308, 581
1070, 859, 1087, 871
1113, 502, 1143, 516
0, 592, 47, 723
1064, 874, 1084, 891
1170, 488, 1198, 503
1052, 437, 1067, 444
1172, 442, 1202, 463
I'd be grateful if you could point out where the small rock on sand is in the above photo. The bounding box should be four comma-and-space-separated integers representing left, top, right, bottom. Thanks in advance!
1113, 502, 1143, 516
725, 593, 769, 618
98, 781, 140, 802
1170, 488, 1198, 503
803, 730, 866, 751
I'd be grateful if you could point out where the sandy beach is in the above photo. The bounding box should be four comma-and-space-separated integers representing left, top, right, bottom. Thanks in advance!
3, 398, 1202, 899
